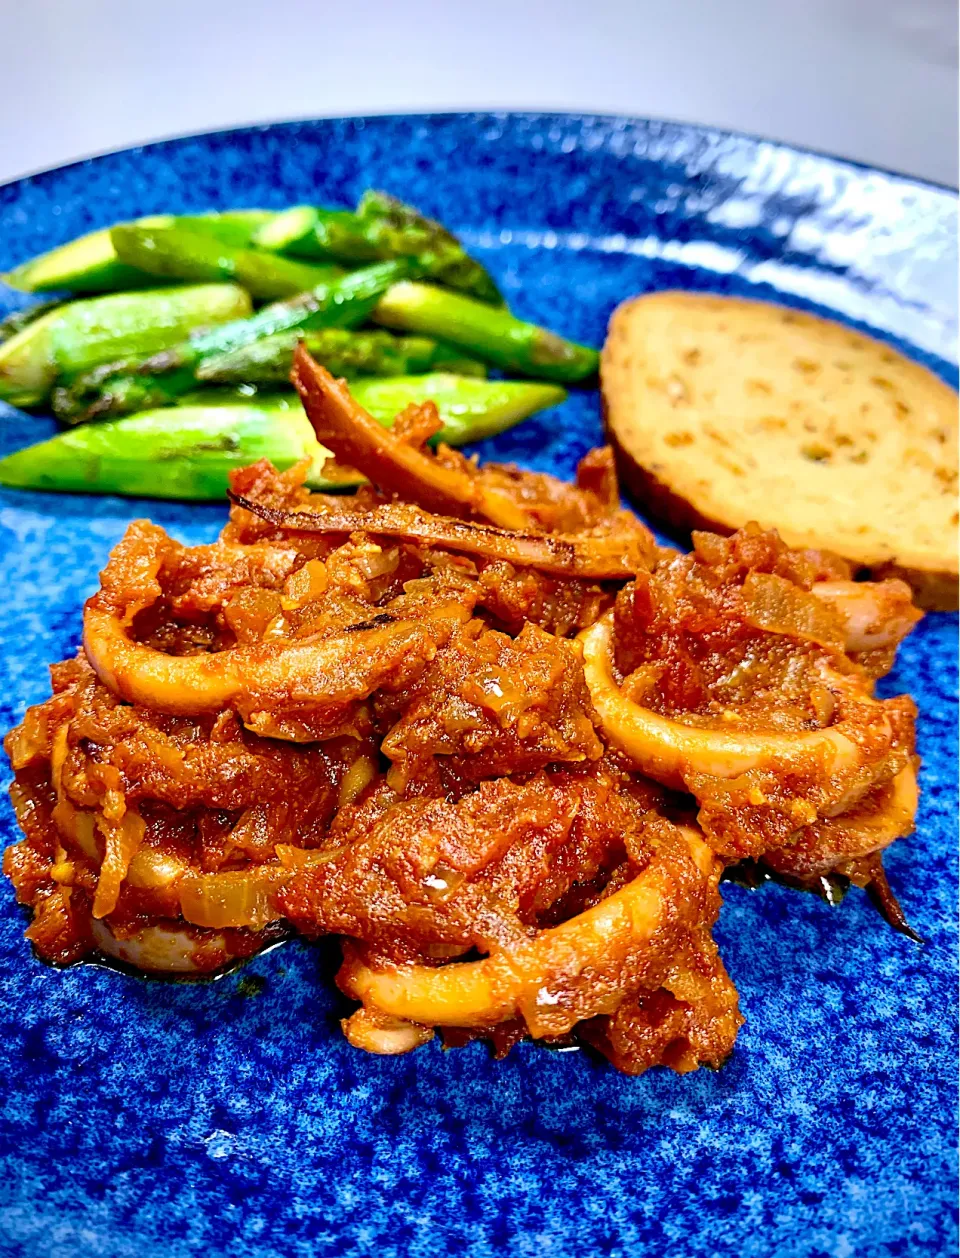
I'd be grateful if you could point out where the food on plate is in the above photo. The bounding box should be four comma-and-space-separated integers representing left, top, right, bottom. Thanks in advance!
371, 281, 599, 380
601, 291, 959, 609
3, 210, 275, 293
0, 284, 252, 408
0, 190, 592, 505
579, 537, 920, 864
195, 327, 485, 385
110, 223, 345, 299
0, 298, 68, 342
253, 190, 503, 304
53, 268, 594, 424
2, 347, 924, 1076
50, 258, 419, 423
0, 377, 566, 499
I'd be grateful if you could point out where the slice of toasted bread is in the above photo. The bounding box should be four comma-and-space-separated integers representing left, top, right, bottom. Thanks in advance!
601, 291, 958, 609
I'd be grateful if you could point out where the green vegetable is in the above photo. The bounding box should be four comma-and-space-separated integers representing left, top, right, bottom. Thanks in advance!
257, 207, 383, 262
4, 211, 275, 293
253, 206, 331, 255
110, 224, 342, 300
372, 281, 599, 382
349, 374, 566, 444
0, 375, 563, 499
51, 259, 420, 423
254, 191, 501, 304
181, 374, 567, 446
0, 299, 67, 344
0, 284, 252, 408
180, 375, 566, 445
0, 403, 336, 499
196, 327, 486, 385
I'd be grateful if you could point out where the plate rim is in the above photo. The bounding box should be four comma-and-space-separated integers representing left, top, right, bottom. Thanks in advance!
0, 108, 956, 199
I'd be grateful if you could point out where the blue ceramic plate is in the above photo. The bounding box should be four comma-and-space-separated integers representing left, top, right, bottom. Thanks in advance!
0, 114, 956, 1258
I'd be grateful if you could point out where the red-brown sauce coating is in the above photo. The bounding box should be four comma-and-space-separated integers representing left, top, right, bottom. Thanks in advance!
2, 355, 924, 1074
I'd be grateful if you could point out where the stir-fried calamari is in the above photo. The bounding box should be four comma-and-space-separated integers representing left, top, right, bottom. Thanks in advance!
2, 348, 923, 1075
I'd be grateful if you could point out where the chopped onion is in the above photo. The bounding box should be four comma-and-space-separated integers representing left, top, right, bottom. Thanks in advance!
177, 865, 292, 930
740, 572, 846, 649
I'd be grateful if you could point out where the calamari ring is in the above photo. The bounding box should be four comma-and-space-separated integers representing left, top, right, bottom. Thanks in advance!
764, 761, 918, 879
53, 801, 326, 931
89, 919, 237, 974
337, 826, 719, 1042
810, 580, 922, 653
579, 612, 862, 792
51, 726, 331, 931
53, 803, 322, 933
83, 599, 468, 720
341, 1007, 436, 1055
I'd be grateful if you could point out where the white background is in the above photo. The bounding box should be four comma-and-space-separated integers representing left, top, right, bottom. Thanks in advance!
0, 0, 956, 187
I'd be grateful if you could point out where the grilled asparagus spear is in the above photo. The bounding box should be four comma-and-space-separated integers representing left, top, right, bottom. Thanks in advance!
110, 224, 342, 300
255, 191, 501, 304
0, 402, 334, 498
255, 207, 373, 260
4, 211, 275, 293
350, 374, 566, 444
196, 327, 485, 384
0, 375, 564, 499
182, 374, 567, 445
0, 299, 67, 344
51, 259, 418, 423
372, 282, 599, 382
0, 284, 252, 408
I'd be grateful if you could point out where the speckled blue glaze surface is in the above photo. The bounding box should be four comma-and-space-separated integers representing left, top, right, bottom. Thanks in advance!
0, 114, 956, 1258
